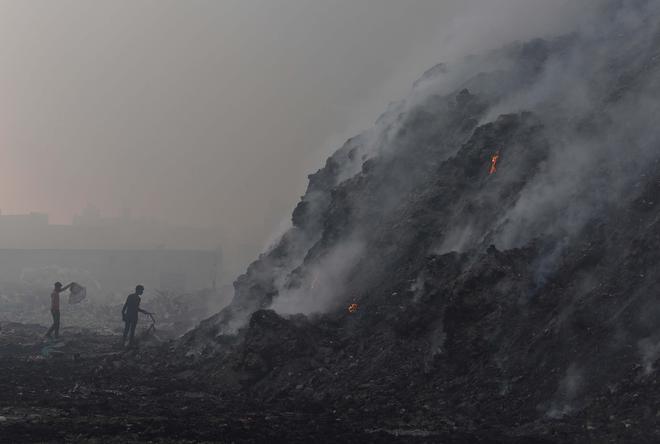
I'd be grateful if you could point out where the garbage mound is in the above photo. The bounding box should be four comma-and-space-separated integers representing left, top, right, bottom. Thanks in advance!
181, 2, 660, 441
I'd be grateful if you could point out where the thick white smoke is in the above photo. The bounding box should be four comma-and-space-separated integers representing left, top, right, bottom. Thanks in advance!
217, 1, 660, 328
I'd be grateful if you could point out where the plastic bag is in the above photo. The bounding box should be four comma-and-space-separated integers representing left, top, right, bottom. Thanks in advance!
69, 283, 87, 304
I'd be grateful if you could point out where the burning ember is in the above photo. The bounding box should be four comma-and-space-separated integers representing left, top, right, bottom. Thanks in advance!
347, 303, 359, 314
489, 152, 500, 175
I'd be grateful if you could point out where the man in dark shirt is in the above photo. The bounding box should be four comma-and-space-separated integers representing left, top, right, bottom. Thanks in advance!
121, 285, 152, 348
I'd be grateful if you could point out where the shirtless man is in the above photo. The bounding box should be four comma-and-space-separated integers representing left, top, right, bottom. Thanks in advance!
45, 281, 73, 339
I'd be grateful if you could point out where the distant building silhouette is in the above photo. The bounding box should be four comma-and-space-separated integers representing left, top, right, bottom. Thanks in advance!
0, 210, 49, 227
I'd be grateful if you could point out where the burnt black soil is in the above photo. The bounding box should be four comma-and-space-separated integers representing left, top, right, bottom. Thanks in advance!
0, 324, 546, 444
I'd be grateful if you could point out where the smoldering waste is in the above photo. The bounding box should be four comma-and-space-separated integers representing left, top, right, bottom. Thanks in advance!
4, 2, 660, 442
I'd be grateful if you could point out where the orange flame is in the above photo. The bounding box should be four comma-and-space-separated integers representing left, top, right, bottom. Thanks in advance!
489, 152, 500, 175
348, 303, 359, 314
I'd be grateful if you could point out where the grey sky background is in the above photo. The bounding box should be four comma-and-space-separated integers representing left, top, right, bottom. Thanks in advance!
0, 1, 597, 256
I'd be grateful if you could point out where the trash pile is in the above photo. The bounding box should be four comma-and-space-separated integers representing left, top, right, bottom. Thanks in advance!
180, 4, 660, 441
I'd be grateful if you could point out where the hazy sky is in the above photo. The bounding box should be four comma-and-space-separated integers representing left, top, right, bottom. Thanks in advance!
0, 0, 593, 248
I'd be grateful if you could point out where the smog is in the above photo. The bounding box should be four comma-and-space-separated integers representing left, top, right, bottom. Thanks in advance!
3, 1, 660, 442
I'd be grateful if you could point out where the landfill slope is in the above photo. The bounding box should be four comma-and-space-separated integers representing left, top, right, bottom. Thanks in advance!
181, 2, 660, 442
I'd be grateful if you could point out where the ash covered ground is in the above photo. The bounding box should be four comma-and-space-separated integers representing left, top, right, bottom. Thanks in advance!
5, 1, 660, 442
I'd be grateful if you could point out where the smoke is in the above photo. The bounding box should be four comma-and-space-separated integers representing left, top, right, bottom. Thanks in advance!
437, 224, 476, 255
638, 336, 660, 375
477, 1, 660, 286
412, 0, 660, 286
270, 238, 365, 315
546, 363, 584, 418
0, 0, 605, 286
209, 0, 660, 329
